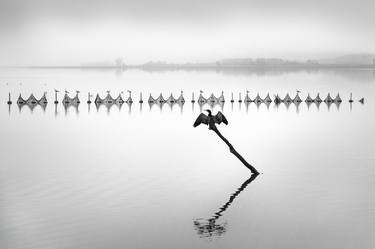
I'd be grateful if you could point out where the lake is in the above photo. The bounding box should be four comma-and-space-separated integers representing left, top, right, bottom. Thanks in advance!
0, 67, 374, 249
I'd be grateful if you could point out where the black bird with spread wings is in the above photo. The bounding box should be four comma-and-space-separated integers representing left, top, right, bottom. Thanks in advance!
193, 109, 258, 174
193, 109, 228, 129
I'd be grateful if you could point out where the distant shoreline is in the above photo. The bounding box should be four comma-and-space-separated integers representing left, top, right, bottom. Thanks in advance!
6, 64, 375, 70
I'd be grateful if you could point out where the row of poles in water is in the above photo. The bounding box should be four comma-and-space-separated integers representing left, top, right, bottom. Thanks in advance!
6, 90, 365, 106
4, 90, 366, 115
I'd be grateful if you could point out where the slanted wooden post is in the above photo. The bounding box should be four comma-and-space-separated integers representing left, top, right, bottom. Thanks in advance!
210, 125, 259, 175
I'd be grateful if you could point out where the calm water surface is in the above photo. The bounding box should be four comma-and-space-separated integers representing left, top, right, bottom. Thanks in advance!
0, 68, 374, 249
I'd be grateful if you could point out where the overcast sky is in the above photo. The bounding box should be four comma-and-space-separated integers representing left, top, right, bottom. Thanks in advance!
0, 0, 374, 66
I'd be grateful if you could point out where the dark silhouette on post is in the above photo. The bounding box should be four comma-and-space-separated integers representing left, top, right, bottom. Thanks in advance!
194, 173, 258, 238
193, 110, 259, 175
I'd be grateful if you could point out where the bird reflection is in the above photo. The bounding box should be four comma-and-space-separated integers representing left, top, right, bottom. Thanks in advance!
193, 173, 259, 238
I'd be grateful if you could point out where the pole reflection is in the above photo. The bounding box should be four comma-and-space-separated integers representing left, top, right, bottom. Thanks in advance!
193, 173, 259, 238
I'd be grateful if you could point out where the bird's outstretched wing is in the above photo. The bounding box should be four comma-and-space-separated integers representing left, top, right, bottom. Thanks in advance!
214, 111, 228, 125
193, 113, 209, 127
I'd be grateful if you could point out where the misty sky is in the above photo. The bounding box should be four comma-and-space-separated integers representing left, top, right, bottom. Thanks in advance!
0, 0, 374, 66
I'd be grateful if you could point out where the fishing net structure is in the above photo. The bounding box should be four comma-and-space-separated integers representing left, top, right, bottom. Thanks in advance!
263, 93, 272, 103
283, 93, 293, 103
244, 91, 253, 103
293, 93, 302, 103
333, 93, 342, 103
148, 91, 185, 108
10, 90, 349, 113
254, 93, 263, 103
17, 92, 48, 111
148, 93, 185, 112
197, 92, 225, 111
314, 93, 322, 103
198, 91, 225, 104
93, 92, 133, 112
324, 93, 334, 103
63, 91, 80, 105
305, 93, 313, 103
95, 91, 132, 105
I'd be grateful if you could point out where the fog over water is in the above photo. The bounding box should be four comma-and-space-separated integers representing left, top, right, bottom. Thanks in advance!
0, 68, 374, 249
1, 0, 375, 247
0, 0, 375, 66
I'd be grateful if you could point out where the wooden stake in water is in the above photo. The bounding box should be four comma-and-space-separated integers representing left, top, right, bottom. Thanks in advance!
7, 92, 12, 105
54, 89, 60, 104
349, 93, 353, 103
87, 92, 92, 104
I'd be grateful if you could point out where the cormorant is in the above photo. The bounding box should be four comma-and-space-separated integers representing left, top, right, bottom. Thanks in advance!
193, 109, 259, 174
193, 109, 228, 129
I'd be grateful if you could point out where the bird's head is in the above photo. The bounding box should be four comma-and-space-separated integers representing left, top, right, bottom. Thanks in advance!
204, 109, 212, 115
